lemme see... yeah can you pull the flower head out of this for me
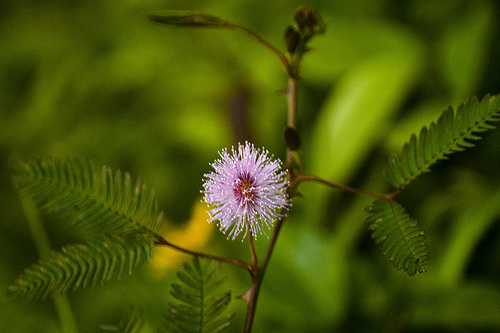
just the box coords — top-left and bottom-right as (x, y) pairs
(202, 142), (289, 240)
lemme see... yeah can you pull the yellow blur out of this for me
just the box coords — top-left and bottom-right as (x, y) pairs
(149, 200), (214, 278)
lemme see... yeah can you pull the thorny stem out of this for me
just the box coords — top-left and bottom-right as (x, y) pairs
(242, 209), (288, 332)
(241, 76), (299, 333)
(285, 79), (299, 177)
(286, 78), (298, 129)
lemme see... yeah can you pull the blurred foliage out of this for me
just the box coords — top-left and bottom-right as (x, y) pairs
(1, 0), (500, 332)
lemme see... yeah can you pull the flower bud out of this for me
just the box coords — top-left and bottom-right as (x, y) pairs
(293, 5), (325, 38)
(284, 26), (300, 54)
(284, 126), (300, 151)
(148, 10), (230, 27)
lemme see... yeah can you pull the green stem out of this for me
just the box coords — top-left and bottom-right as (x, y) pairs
(19, 196), (78, 333)
(248, 235), (258, 270)
(284, 78), (299, 176)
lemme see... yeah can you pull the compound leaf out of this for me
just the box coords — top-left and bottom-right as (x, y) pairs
(365, 199), (430, 276)
(385, 94), (500, 189)
(12, 157), (163, 236)
(7, 232), (154, 301)
(160, 257), (234, 333)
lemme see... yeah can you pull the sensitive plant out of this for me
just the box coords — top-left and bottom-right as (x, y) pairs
(5, 4), (500, 332)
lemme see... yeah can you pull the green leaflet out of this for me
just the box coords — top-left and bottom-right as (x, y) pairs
(365, 199), (429, 276)
(99, 305), (146, 333)
(12, 157), (164, 235)
(160, 257), (234, 333)
(6, 233), (154, 301)
(385, 94), (500, 189)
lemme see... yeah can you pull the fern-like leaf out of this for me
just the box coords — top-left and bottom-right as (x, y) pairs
(99, 305), (145, 333)
(12, 157), (163, 235)
(385, 94), (500, 189)
(365, 199), (429, 276)
(160, 257), (234, 333)
(6, 232), (153, 301)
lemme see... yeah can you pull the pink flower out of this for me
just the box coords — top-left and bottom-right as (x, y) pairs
(202, 142), (289, 240)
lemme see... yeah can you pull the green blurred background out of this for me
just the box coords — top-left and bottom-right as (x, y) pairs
(2, 0), (500, 332)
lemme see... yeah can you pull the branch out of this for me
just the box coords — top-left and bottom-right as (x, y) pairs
(294, 174), (393, 200)
(148, 10), (292, 76)
(154, 234), (252, 272)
